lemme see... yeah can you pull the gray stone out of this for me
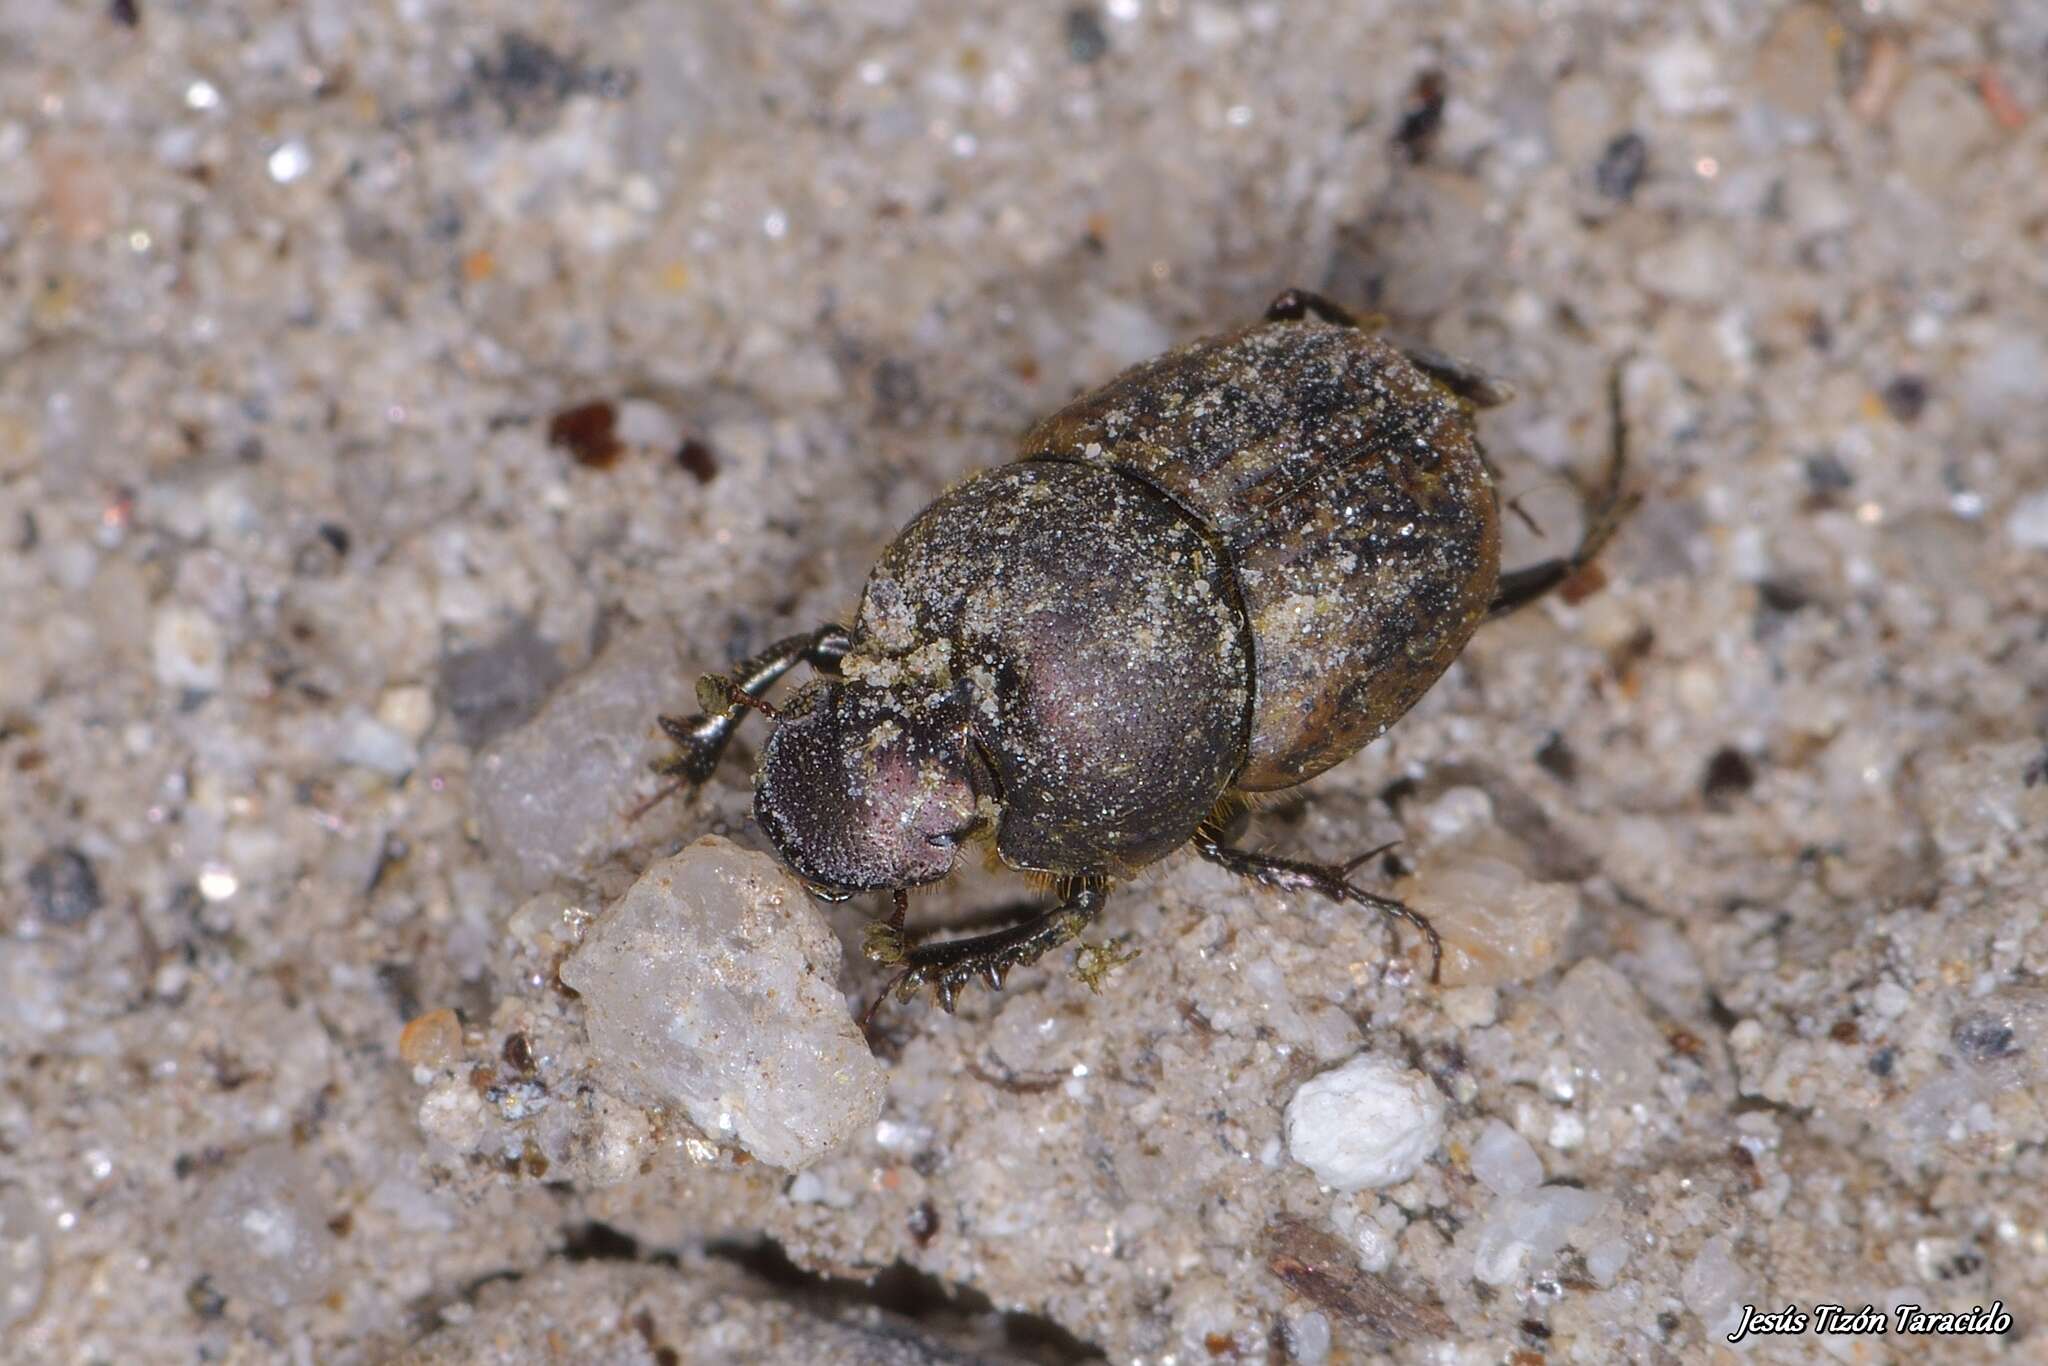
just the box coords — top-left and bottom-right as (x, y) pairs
(472, 625), (685, 895)
(560, 837), (884, 1170)
(0, 1185), (49, 1330)
(1469, 1186), (1608, 1287)
(1468, 1119), (1543, 1197)
(441, 618), (566, 748)
(189, 1145), (338, 1312)
(25, 847), (100, 925)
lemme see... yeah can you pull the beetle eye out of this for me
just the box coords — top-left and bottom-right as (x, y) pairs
(925, 815), (982, 849)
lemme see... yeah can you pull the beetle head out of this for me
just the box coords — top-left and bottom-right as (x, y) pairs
(754, 680), (983, 895)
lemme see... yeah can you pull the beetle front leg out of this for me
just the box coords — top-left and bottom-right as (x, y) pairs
(864, 875), (1113, 1024)
(1191, 828), (1442, 983)
(631, 623), (850, 819)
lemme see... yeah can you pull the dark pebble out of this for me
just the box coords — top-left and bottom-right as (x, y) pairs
(1064, 6), (1108, 63)
(548, 400), (623, 469)
(1595, 132), (1648, 202)
(675, 437), (719, 484)
(1952, 1011), (2020, 1064)
(1880, 374), (1928, 424)
(1700, 747), (1757, 808)
(440, 618), (565, 747)
(28, 846), (103, 924)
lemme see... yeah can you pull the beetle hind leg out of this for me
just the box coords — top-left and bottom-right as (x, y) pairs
(1486, 361), (1640, 620)
(1191, 828), (1442, 983)
(862, 876), (1114, 1026)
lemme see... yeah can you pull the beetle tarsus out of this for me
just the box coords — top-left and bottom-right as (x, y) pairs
(1191, 829), (1443, 983)
(862, 876), (1111, 1023)
(625, 775), (691, 824)
(862, 969), (914, 1031)
(863, 920), (908, 966)
(635, 624), (851, 820)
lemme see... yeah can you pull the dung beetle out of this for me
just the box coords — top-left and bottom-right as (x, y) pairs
(647, 290), (1632, 1018)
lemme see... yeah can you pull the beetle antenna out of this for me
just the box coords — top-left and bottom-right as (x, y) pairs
(862, 968), (912, 1032)
(625, 776), (689, 823)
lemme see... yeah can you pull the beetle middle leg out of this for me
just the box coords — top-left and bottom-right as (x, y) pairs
(1401, 342), (1517, 409)
(863, 875), (1113, 1023)
(1267, 287), (1515, 408)
(1486, 361), (1639, 621)
(630, 623), (851, 819)
(1190, 827), (1443, 982)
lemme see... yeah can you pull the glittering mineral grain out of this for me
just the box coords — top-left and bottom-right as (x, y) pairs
(1467, 1184), (1608, 1287)
(1468, 1118), (1544, 1196)
(559, 836), (883, 1170)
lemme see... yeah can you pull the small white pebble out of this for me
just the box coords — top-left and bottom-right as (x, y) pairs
(1682, 1235), (1749, 1335)
(1087, 297), (1170, 369)
(1286, 1310), (1332, 1364)
(376, 685), (436, 743)
(1547, 1113), (1585, 1150)
(1869, 980), (1913, 1020)
(1284, 1054), (1445, 1191)
(1471, 1185), (1608, 1286)
(1643, 37), (1725, 115)
(615, 399), (681, 451)
(1441, 985), (1499, 1029)
(1351, 1211), (1396, 1273)
(266, 140), (311, 184)
(153, 605), (226, 693)
(336, 710), (418, 778)
(197, 862), (238, 902)
(2006, 490), (2048, 551)
(1470, 1119), (1544, 1196)
(1419, 786), (1492, 841)
(1586, 1235), (1632, 1287)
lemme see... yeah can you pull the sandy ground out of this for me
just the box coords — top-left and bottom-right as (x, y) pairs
(3, 0), (2046, 1362)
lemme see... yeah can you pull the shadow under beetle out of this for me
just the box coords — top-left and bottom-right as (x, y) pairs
(648, 290), (1633, 1021)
